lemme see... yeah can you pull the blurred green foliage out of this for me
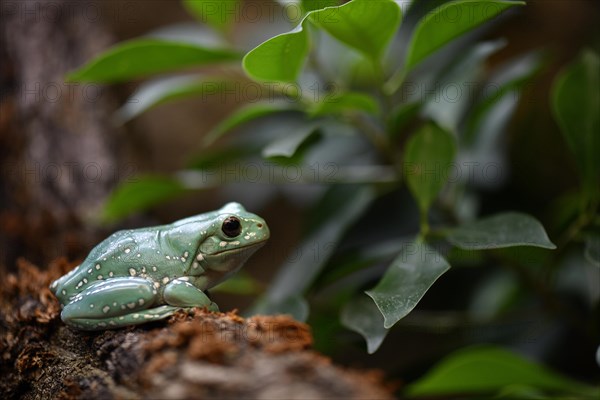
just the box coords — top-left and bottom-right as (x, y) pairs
(69, 0), (599, 397)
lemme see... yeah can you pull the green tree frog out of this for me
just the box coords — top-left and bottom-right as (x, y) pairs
(50, 202), (269, 331)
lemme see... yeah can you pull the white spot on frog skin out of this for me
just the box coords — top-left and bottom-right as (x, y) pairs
(103, 306), (110, 313)
(83, 278), (88, 284)
(196, 254), (204, 261)
(90, 304), (94, 308)
(166, 255), (171, 260)
(162, 277), (170, 284)
(127, 302), (136, 309)
(244, 235), (250, 240)
(125, 248), (131, 253)
(141, 267), (146, 274)
(144, 314), (154, 319)
(121, 305), (126, 310)
(109, 271), (114, 277)
(109, 321), (116, 326)
(180, 277), (190, 282)
(219, 241), (227, 247)
(184, 251), (189, 258)
(192, 262), (199, 269)
(103, 258), (107, 261)
(119, 316), (124, 320)
(180, 257), (186, 262)
(113, 302), (117, 307)
(137, 253), (141, 258)
(133, 314), (139, 319)
(231, 241), (240, 246)
(62, 290), (66, 295)
(98, 322), (107, 327)
(129, 268), (136, 276)
(138, 299), (145, 306)
(87, 268), (93, 274)
(95, 264), (101, 270)
(97, 275), (103, 280)
(153, 282), (160, 289)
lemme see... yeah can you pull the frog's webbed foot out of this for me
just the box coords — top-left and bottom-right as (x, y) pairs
(164, 278), (219, 312)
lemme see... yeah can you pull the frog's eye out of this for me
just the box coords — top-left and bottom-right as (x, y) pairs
(222, 216), (242, 238)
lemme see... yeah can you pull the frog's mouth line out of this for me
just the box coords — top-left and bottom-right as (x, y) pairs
(208, 238), (268, 256)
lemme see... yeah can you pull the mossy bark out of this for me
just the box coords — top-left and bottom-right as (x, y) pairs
(1, 259), (393, 399)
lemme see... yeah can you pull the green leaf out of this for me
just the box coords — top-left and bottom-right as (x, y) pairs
(405, 0), (525, 71)
(366, 240), (450, 328)
(308, 0), (401, 61)
(115, 75), (234, 122)
(309, 92), (380, 117)
(302, 0), (339, 12)
(387, 101), (421, 138)
(204, 101), (300, 144)
(446, 212), (557, 250)
(262, 123), (321, 159)
(406, 345), (593, 397)
(243, 0), (401, 83)
(242, 22), (310, 83)
(102, 176), (186, 222)
(585, 234), (600, 268)
(182, 0), (239, 33)
(404, 123), (456, 215)
(340, 295), (389, 354)
(552, 50), (600, 198)
(68, 39), (240, 83)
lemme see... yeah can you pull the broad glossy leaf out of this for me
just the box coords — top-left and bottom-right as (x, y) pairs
(341, 295), (389, 354)
(204, 101), (300, 144)
(102, 176), (186, 222)
(404, 123), (456, 214)
(262, 123), (320, 159)
(115, 75), (233, 122)
(244, 0), (401, 83)
(366, 240), (450, 328)
(405, 0), (525, 71)
(552, 50), (600, 196)
(68, 39), (240, 83)
(309, 92), (380, 117)
(308, 0), (401, 61)
(447, 212), (557, 250)
(302, 0), (340, 12)
(406, 345), (593, 397)
(242, 22), (310, 83)
(182, 0), (239, 32)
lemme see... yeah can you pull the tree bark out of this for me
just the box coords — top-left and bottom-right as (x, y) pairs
(0, 259), (393, 399)
(1, 0), (123, 268)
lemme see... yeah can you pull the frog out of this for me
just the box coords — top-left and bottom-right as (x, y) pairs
(50, 202), (269, 331)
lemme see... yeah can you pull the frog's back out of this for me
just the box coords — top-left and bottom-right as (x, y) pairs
(50, 229), (156, 302)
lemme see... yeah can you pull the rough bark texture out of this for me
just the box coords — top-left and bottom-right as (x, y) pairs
(1, 0), (122, 268)
(0, 259), (393, 399)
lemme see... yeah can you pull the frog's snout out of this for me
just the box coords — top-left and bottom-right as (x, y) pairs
(254, 220), (270, 241)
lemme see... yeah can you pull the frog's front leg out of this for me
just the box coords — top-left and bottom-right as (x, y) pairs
(61, 277), (179, 331)
(164, 278), (219, 312)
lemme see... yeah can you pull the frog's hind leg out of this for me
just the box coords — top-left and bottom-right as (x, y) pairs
(69, 305), (182, 330)
(61, 277), (160, 330)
